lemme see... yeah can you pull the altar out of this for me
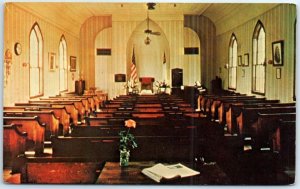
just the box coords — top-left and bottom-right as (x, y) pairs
(139, 77), (155, 93)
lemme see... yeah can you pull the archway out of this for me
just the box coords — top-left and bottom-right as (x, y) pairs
(94, 27), (112, 93)
(183, 27), (201, 86)
(127, 18), (170, 92)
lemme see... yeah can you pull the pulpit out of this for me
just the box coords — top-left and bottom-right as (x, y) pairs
(139, 77), (155, 92)
(75, 80), (85, 95)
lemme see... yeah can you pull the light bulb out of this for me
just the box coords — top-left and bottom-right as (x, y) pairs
(144, 36), (151, 45)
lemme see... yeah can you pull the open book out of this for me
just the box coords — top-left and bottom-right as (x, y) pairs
(142, 163), (200, 183)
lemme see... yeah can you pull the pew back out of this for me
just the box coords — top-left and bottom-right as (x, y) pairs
(4, 116), (46, 155)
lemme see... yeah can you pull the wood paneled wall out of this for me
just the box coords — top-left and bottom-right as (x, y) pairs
(95, 27), (112, 94)
(3, 3), (79, 106)
(215, 4), (296, 102)
(183, 27), (201, 86)
(79, 16), (112, 90)
(184, 15), (217, 90)
(80, 14), (185, 99)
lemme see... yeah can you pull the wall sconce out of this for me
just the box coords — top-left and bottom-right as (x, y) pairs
(22, 62), (28, 67)
(268, 60), (273, 65)
(224, 63), (229, 69)
(4, 49), (12, 85)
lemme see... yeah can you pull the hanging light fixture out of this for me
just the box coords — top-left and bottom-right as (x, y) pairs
(143, 3), (160, 45)
(144, 35), (151, 45)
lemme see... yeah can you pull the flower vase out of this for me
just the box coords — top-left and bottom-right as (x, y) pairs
(120, 149), (130, 167)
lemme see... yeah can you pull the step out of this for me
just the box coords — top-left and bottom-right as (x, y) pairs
(44, 141), (52, 148)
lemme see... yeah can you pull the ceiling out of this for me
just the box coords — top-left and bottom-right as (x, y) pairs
(13, 2), (279, 37)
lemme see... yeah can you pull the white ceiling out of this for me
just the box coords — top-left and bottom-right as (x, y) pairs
(13, 2), (279, 37)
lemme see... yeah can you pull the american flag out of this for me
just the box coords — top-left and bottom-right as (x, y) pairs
(130, 48), (137, 81)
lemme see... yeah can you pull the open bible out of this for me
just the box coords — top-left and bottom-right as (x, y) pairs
(141, 163), (200, 183)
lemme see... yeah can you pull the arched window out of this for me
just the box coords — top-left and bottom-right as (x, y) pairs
(29, 23), (43, 97)
(59, 36), (67, 92)
(252, 21), (266, 94)
(228, 34), (237, 90)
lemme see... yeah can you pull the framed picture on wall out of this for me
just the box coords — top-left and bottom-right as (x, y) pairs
(70, 56), (76, 72)
(238, 55), (242, 66)
(272, 40), (284, 66)
(244, 53), (249, 67)
(48, 52), (56, 71)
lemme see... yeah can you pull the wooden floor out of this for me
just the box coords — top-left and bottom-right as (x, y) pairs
(3, 169), (21, 184)
(3, 147), (53, 184)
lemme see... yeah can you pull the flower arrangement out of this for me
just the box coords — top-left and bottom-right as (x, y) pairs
(155, 81), (170, 94)
(119, 119), (138, 166)
(124, 79), (138, 92)
(156, 81), (170, 88)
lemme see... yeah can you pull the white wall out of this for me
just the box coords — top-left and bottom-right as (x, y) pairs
(183, 27), (201, 86)
(215, 4), (296, 102)
(81, 14), (185, 99)
(95, 27), (112, 94)
(3, 3), (79, 106)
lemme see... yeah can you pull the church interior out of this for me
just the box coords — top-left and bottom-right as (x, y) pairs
(2, 1), (297, 185)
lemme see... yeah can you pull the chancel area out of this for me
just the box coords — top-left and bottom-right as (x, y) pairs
(2, 2), (296, 185)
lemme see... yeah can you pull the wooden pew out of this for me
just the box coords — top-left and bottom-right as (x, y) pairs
(4, 110), (60, 140)
(16, 102), (78, 126)
(253, 112), (296, 150)
(203, 94), (248, 115)
(228, 114), (296, 184)
(82, 116), (223, 139)
(94, 112), (114, 118)
(60, 94), (99, 111)
(274, 120), (296, 169)
(4, 116), (46, 155)
(4, 106), (70, 136)
(42, 96), (91, 114)
(116, 107), (134, 111)
(236, 107), (296, 136)
(3, 124), (27, 167)
(132, 112), (165, 118)
(217, 99), (280, 124)
(225, 103), (295, 135)
(85, 117), (128, 126)
(200, 94), (246, 112)
(199, 94), (215, 112)
(134, 107), (162, 112)
(19, 156), (103, 184)
(58, 93), (102, 111)
(98, 107), (118, 112)
(210, 96), (262, 120)
(51, 136), (203, 162)
(30, 100), (84, 123)
(86, 116), (169, 127)
(71, 124), (208, 138)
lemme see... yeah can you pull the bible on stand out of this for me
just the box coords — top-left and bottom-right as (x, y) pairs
(141, 163), (200, 183)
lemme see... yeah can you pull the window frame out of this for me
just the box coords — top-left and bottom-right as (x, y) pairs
(228, 33), (238, 90)
(59, 35), (68, 93)
(251, 20), (266, 95)
(29, 22), (44, 98)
